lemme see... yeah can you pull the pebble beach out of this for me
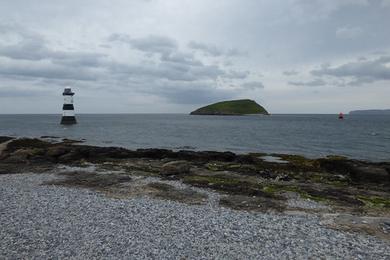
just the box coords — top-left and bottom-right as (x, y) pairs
(1, 172), (389, 259)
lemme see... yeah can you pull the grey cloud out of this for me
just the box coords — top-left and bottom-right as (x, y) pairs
(0, 25), (107, 68)
(288, 0), (369, 22)
(0, 87), (54, 97)
(108, 58), (225, 83)
(188, 41), (243, 57)
(106, 35), (247, 84)
(109, 34), (178, 56)
(0, 26), (230, 89)
(0, 41), (106, 67)
(241, 81), (265, 90)
(371, 50), (387, 55)
(311, 56), (390, 84)
(161, 88), (234, 105)
(0, 22), (282, 106)
(225, 70), (250, 79)
(188, 41), (223, 56)
(0, 29), (104, 82)
(283, 70), (299, 76)
(289, 79), (327, 87)
(0, 61), (100, 81)
(51, 52), (107, 68)
(382, 0), (390, 7)
(336, 26), (363, 39)
(142, 81), (236, 104)
(160, 52), (202, 66)
(0, 82), (53, 98)
(0, 40), (47, 61)
(0, 25), (47, 61)
(107, 33), (233, 83)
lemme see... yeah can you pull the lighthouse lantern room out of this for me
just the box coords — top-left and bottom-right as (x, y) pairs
(60, 87), (77, 124)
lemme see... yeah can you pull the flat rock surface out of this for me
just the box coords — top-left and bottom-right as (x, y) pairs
(1, 173), (389, 259)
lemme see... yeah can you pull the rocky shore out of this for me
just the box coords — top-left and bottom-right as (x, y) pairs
(1, 136), (389, 258)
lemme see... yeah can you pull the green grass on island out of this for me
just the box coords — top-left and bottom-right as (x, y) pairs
(190, 99), (269, 115)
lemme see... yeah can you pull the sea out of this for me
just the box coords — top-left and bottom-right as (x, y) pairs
(0, 114), (389, 162)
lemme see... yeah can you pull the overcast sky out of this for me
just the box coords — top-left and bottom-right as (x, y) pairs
(0, 0), (389, 114)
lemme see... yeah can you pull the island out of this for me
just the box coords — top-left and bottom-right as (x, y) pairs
(349, 109), (390, 115)
(190, 99), (269, 115)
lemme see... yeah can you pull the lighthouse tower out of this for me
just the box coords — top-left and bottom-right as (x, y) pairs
(60, 87), (77, 125)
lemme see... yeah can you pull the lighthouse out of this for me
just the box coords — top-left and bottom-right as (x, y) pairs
(60, 87), (77, 125)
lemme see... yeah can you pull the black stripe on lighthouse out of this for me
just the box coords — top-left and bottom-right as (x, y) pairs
(62, 104), (74, 110)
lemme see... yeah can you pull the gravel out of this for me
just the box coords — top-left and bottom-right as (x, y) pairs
(1, 173), (389, 259)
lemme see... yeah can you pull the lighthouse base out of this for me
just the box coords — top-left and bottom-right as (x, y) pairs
(61, 116), (77, 125)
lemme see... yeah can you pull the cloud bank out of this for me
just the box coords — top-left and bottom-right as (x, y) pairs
(0, 0), (389, 113)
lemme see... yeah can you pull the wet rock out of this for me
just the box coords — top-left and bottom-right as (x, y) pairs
(0, 136), (14, 144)
(45, 171), (132, 188)
(275, 174), (291, 182)
(317, 158), (353, 175)
(46, 146), (71, 158)
(61, 138), (85, 144)
(304, 187), (365, 207)
(57, 151), (82, 163)
(5, 138), (51, 153)
(350, 165), (389, 184)
(3, 149), (33, 163)
(318, 158), (390, 184)
(201, 151), (236, 162)
(136, 149), (174, 159)
(93, 146), (138, 159)
(160, 161), (191, 176)
(176, 150), (237, 162)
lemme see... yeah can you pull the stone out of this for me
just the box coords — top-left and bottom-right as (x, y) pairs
(350, 166), (389, 183)
(160, 160), (191, 176)
(57, 151), (82, 163)
(0, 136), (14, 144)
(46, 146), (71, 158)
(3, 149), (34, 163)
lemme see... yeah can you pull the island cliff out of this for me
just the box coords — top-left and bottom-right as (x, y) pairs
(190, 99), (269, 115)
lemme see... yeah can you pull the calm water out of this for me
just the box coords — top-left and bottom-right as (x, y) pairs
(0, 114), (389, 161)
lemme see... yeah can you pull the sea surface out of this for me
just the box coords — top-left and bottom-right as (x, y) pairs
(0, 114), (389, 161)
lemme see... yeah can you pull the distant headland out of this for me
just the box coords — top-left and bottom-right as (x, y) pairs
(190, 99), (269, 116)
(349, 109), (390, 115)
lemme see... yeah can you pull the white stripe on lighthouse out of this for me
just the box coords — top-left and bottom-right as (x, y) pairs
(64, 96), (73, 104)
(63, 110), (75, 117)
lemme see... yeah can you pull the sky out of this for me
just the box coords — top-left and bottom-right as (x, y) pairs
(0, 0), (389, 114)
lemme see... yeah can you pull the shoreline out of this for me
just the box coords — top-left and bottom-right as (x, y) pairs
(2, 134), (389, 162)
(0, 136), (389, 241)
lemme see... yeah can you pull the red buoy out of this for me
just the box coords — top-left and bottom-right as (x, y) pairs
(338, 112), (344, 119)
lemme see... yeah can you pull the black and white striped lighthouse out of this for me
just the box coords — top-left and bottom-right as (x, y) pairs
(60, 87), (77, 125)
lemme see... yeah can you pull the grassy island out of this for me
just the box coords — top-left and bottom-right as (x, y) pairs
(190, 99), (269, 115)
